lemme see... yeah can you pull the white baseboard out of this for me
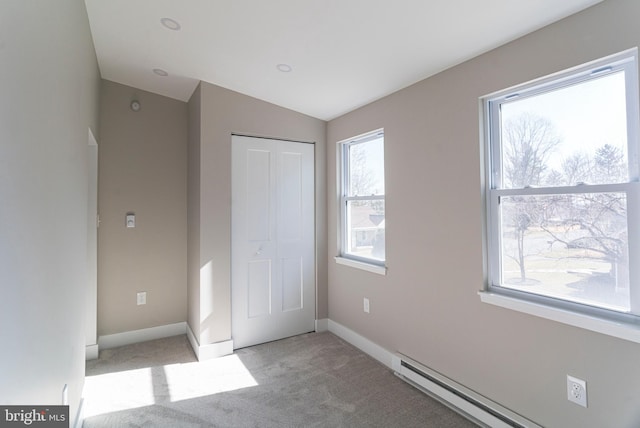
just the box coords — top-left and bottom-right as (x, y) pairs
(315, 318), (329, 332)
(186, 323), (234, 361)
(98, 322), (187, 350)
(327, 319), (394, 369)
(186, 323), (199, 357)
(85, 344), (99, 361)
(326, 320), (533, 427)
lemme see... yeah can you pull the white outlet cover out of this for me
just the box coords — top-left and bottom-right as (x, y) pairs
(567, 375), (587, 407)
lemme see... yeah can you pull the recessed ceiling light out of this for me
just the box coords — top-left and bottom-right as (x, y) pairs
(153, 68), (169, 77)
(160, 17), (181, 31)
(276, 64), (293, 73)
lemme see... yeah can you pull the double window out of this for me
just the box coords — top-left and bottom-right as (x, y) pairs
(338, 130), (385, 270)
(483, 50), (640, 326)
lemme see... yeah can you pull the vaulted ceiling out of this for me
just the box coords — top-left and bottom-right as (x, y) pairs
(85, 0), (602, 120)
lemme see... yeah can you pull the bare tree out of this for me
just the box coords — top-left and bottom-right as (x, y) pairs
(508, 200), (534, 282)
(502, 114), (560, 282)
(349, 145), (376, 196)
(503, 113), (561, 188)
(349, 144), (384, 214)
(561, 152), (591, 185)
(594, 143), (626, 184)
(502, 112), (629, 289)
(539, 144), (628, 286)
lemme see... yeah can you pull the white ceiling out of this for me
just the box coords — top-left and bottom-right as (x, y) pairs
(85, 0), (602, 121)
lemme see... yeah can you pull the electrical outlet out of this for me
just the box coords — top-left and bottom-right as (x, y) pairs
(363, 298), (370, 313)
(567, 375), (587, 407)
(137, 291), (147, 305)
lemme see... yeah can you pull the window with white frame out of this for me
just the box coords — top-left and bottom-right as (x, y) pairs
(483, 49), (640, 324)
(339, 130), (385, 267)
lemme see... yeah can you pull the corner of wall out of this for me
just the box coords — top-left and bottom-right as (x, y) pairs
(187, 81), (203, 342)
(186, 322), (233, 361)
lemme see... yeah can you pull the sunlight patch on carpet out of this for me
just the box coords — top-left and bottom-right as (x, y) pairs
(83, 367), (155, 417)
(165, 354), (259, 402)
(83, 354), (258, 417)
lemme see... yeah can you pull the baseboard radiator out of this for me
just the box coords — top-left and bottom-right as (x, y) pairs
(392, 353), (541, 428)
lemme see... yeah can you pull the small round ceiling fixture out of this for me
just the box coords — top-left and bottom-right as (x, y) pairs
(153, 68), (169, 77)
(130, 100), (141, 112)
(160, 17), (181, 31)
(276, 63), (292, 73)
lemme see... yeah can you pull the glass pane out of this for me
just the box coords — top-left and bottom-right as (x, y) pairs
(499, 193), (630, 312)
(348, 136), (384, 196)
(345, 199), (385, 261)
(500, 71), (629, 188)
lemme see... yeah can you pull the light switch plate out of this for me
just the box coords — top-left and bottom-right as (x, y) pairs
(137, 291), (146, 305)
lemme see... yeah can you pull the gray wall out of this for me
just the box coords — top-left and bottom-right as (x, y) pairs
(188, 82), (327, 347)
(98, 80), (187, 336)
(327, 0), (640, 426)
(0, 0), (100, 425)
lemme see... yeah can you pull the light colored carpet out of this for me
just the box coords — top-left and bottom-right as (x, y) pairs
(84, 332), (478, 427)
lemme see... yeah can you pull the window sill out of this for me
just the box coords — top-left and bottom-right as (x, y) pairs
(335, 257), (387, 275)
(479, 291), (640, 344)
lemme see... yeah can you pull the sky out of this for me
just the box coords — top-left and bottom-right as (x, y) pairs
(501, 70), (629, 174)
(351, 136), (384, 195)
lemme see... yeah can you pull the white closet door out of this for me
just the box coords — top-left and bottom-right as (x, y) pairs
(231, 135), (315, 349)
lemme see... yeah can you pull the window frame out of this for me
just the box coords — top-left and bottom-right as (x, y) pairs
(336, 129), (386, 273)
(481, 49), (640, 338)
